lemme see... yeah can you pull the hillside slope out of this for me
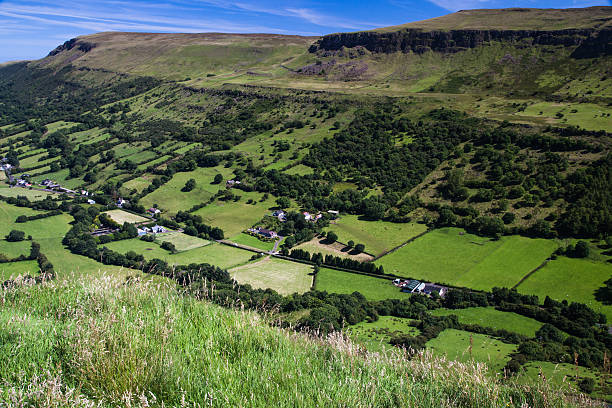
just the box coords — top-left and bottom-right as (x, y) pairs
(379, 7), (612, 31)
(0, 274), (596, 407)
(35, 32), (316, 81)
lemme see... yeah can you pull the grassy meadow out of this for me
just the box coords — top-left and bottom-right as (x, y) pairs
(140, 165), (234, 214)
(347, 316), (420, 353)
(194, 193), (274, 237)
(229, 233), (276, 252)
(426, 329), (517, 373)
(230, 256), (313, 294)
(315, 267), (405, 300)
(155, 231), (211, 251)
(0, 260), (39, 280)
(0, 273), (581, 407)
(431, 307), (544, 337)
(376, 228), (557, 290)
(517, 255), (612, 321)
(100, 238), (253, 269)
(0, 186), (56, 201)
(0, 239), (32, 258)
(325, 215), (428, 256)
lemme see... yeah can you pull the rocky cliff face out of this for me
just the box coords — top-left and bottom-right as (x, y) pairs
(48, 38), (96, 56)
(310, 28), (612, 57)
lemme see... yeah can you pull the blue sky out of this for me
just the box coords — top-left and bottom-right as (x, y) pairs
(0, 0), (609, 62)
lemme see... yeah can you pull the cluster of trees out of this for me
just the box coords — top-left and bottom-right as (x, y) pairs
(6, 230), (26, 242)
(304, 107), (477, 195)
(432, 124), (611, 238)
(0, 194), (63, 212)
(174, 211), (224, 240)
(555, 240), (590, 258)
(1, 241), (55, 286)
(182, 178), (196, 192)
(0, 63), (150, 125)
(285, 248), (385, 275)
(15, 209), (62, 223)
(96, 222), (139, 244)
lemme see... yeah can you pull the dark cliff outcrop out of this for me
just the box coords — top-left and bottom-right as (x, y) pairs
(48, 38), (96, 56)
(310, 28), (612, 57)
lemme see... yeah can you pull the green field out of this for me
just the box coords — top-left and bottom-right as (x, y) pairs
(325, 216), (428, 256)
(0, 260), (39, 280)
(155, 231), (211, 251)
(376, 228), (558, 290)
(520, 361), (611, 400)
(31, 168), (84, 190)
(194, 192), (274, 237)
(315, 267), (405, 300)
(0, 202), (137, 279)
(0, 186), (56, 201)
(431, 307), (543, 337)
(347, 316), (420, 353)
(517, 101), (612, 132)
(0, 239), (32, 258)
(295, 238), (371, 261)
(140, 166), (234, 213)
(229, 233), (276, 252)
(517, 256), (612, 322)
(230, 257), (313, 294)
(103, 209), (149, 224)
(100, 238), (252, 269)
(426, 329), (517, 373)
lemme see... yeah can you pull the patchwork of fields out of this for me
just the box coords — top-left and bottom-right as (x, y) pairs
(375, 228), (558, 291)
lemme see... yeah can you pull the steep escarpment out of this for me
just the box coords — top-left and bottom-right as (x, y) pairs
(310, 7), (612, 56)
(310, 28), (611, 56)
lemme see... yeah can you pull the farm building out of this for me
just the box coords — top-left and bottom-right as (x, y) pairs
(272, 210), (287, 221)
(254, 227), (278, 239)
(148, 208), (161, 215)
(400, 280), (426, 293)
(116, 198), (128, 208)
(422, 284), (447, 297)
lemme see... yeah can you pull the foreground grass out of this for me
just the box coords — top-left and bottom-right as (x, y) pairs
(0, 275), (598, 407)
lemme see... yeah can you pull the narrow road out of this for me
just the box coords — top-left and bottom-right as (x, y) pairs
(270, 236), (284, 254)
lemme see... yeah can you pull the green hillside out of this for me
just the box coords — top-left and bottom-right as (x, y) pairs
(0, 274), (587, 407)
(377, 7), (612, 31)
(0, 6), (611, 405)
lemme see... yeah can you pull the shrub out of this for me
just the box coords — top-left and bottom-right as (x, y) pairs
(15, 215), (28, 223)
(326, 231), (338, 244)
(579, 378), (595, 393)
(6, 230), (26, 242)
(160, 241), (177, 253)
(182, 178), (196, 192)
